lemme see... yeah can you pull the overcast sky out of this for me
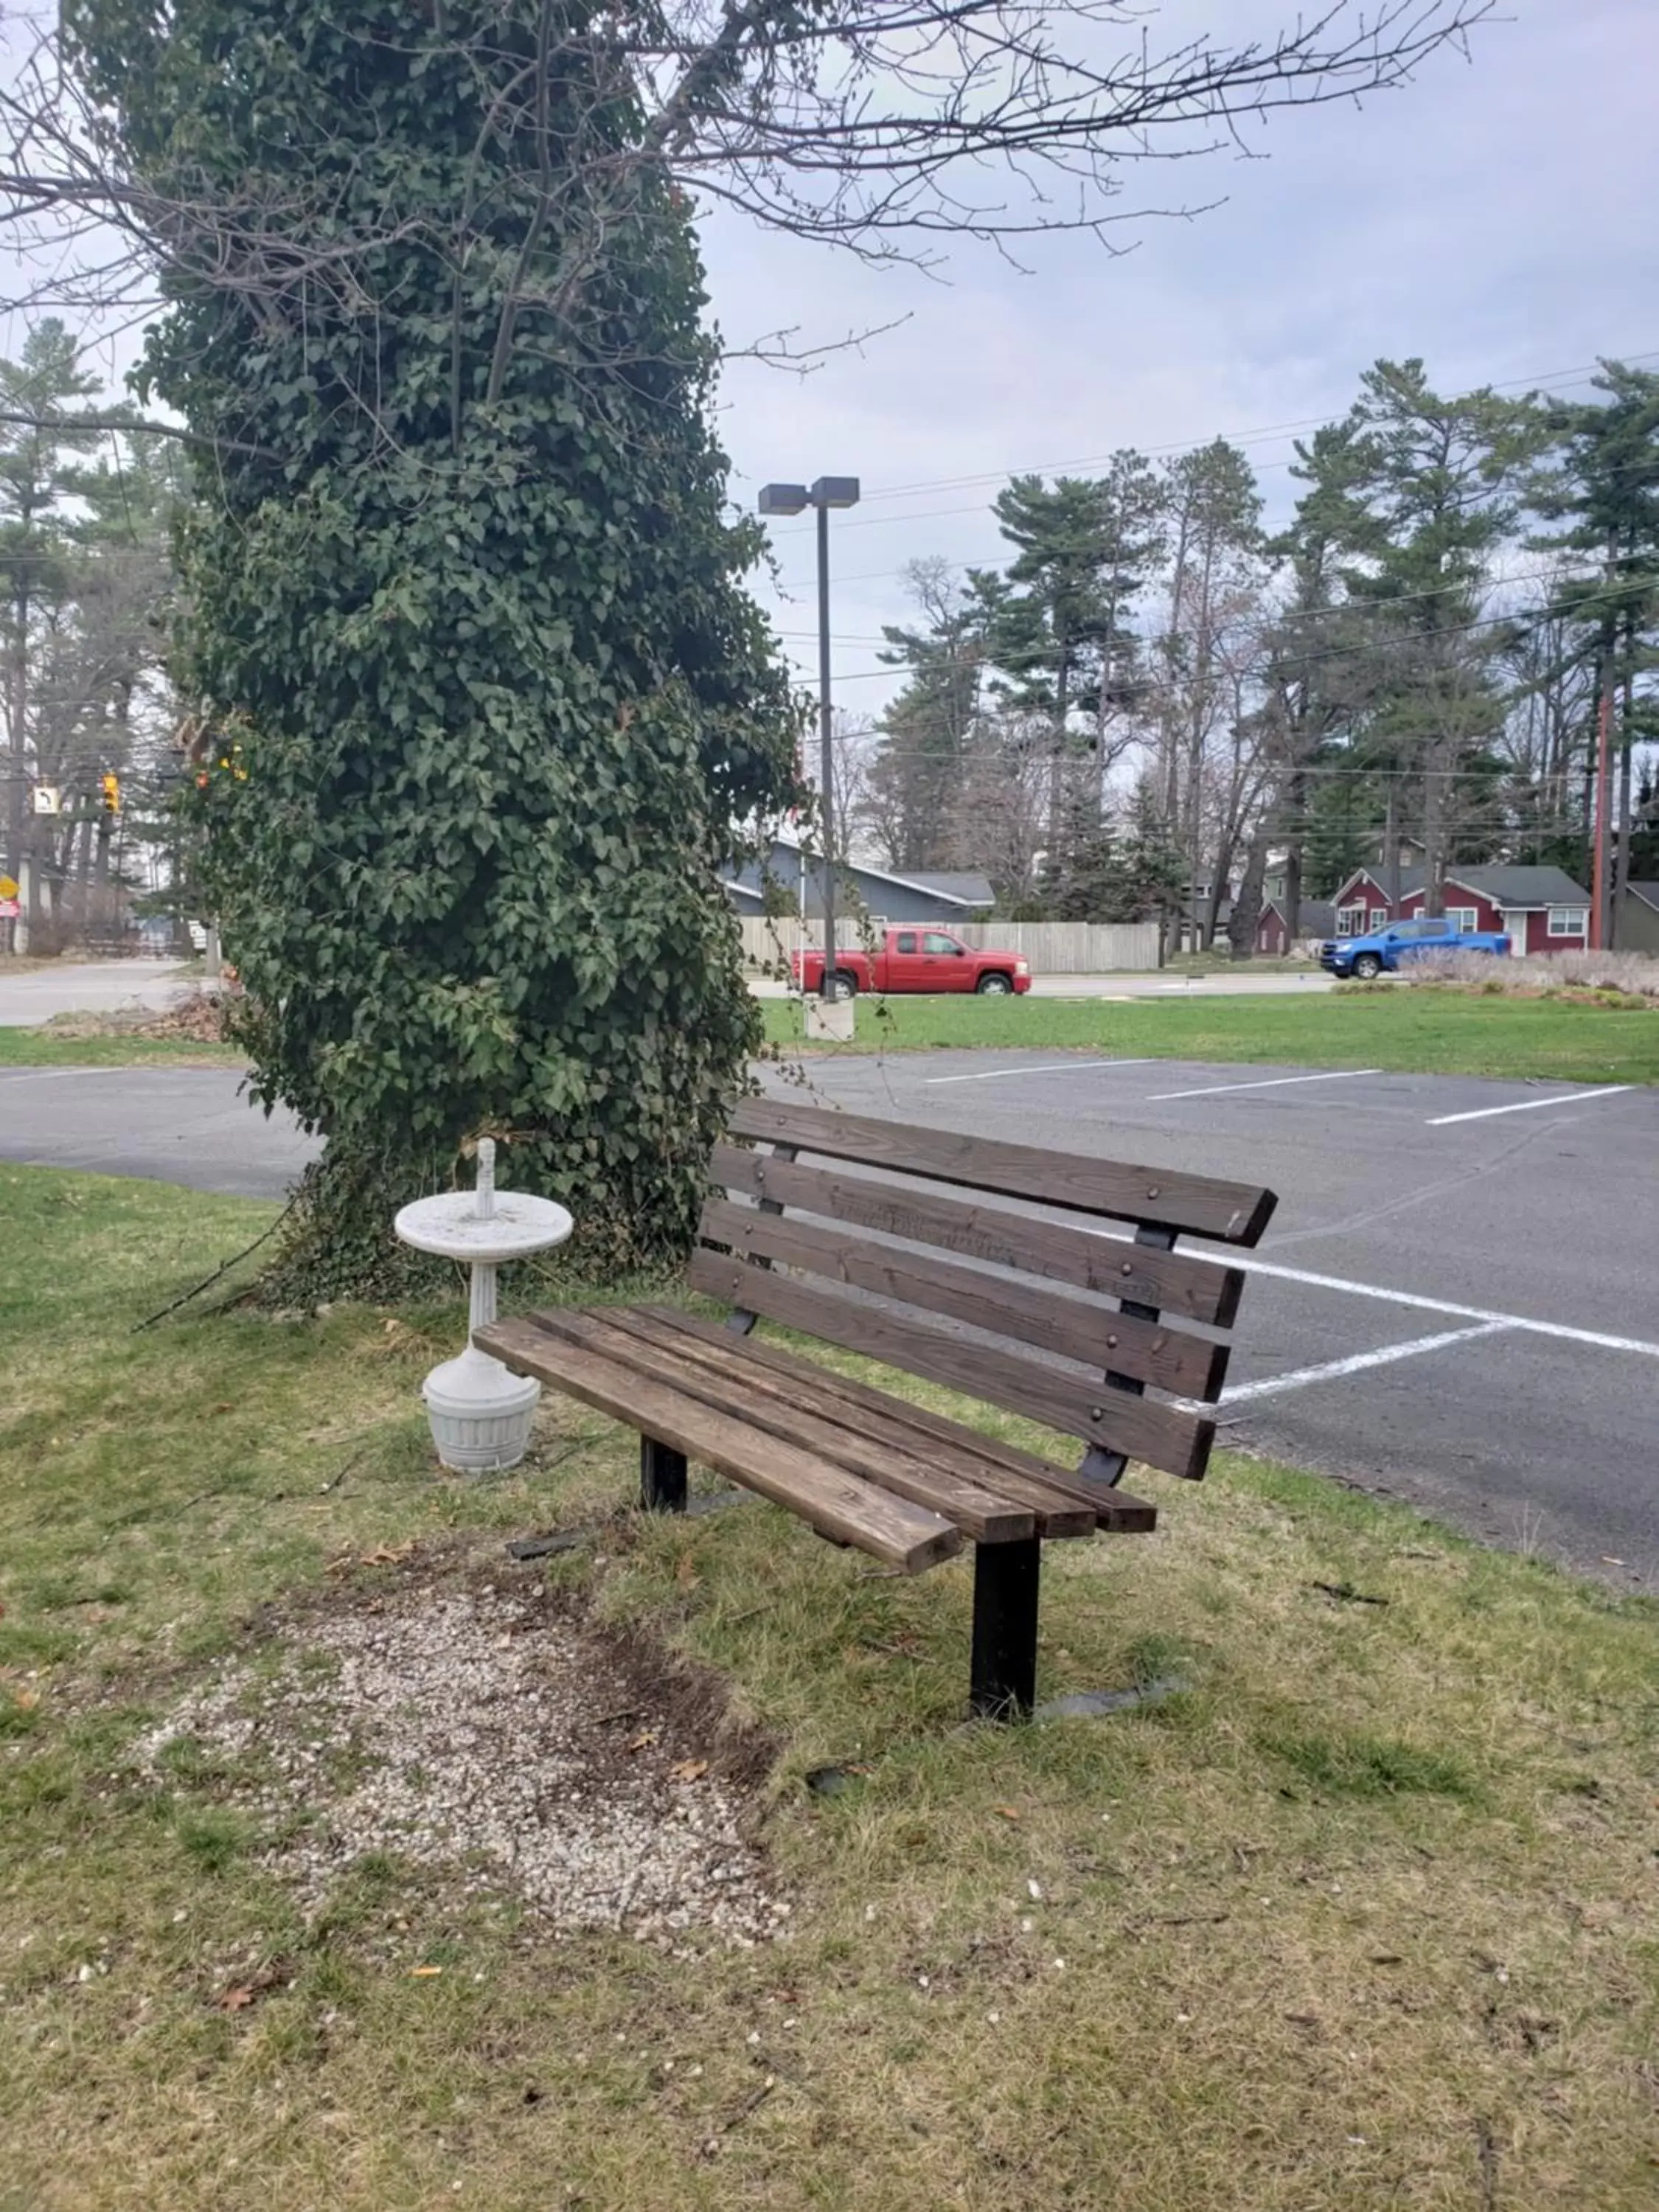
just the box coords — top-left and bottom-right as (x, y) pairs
(703, 0), (1659, 713)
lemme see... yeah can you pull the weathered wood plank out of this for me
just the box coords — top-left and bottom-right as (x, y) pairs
(477, 1318), (961, 1573)
(640, 1307), (1158, 1533)
(524, 1309), (1039, 1543)
(685, 1251), (1216, 1482)
(727, 1098), (1277, 1245)
(617, 1308), (1107, 1537)
(710, 1144), (1245, 1326)
(698, 1195), (1229, 1402)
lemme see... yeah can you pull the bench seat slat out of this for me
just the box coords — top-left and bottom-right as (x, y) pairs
(634, 1307), (1158, 1534)
(728, 1098), (1276, 1246)
(710, 1144), (1245, 1327)
(478, 1318), (961, 1573)
(699, 1195), (1229, 1402)
(524, 1309), (1045, 1543)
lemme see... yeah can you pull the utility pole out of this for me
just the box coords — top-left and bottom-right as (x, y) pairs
(1590, 652), (1613, 951)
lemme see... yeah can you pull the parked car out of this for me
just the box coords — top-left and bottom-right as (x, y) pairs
(1320, 914), (1511, 980)
(792, 927), (1031, 998)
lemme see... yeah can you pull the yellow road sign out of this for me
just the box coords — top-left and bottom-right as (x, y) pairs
(0, 874), (17, 900)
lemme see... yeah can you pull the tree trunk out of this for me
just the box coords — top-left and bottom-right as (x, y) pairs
(1046, 649), (1071, 876)
(1284, 838), (1304, 941)
(1422, 738), (1447, 919)
(1228, 834), (1267, 960)
(1611, 653), (1635, 946)
(1207, 821), (1238, 946)
(1382, 779), (1401, 914)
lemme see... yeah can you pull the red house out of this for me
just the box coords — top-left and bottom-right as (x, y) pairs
(1255, 899), (1335, 956)
(1329, 864), (1592, 956)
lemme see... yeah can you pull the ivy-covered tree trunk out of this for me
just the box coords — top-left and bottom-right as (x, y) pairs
(66, 1), (799, 1298)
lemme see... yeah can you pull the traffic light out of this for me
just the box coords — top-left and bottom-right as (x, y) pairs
(101, 772), (121, 815)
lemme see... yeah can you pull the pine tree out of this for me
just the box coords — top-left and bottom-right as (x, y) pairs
(1153, 439), (1265, 949)
(975, 461), (1166, 902)
(869, 559), (986, 869)
(1318, 361), (1540, 915)
(0, 319), (104, 933)
(1532, 363), (1659, 939)
(1111, 778), (1187, 925)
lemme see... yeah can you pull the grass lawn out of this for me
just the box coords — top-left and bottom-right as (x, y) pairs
(4, 990), (1655, 1088)
(762, 988), (1659, 1085)
(0, 1026), (243, 1068)
(3, 1167), (1656, 2209)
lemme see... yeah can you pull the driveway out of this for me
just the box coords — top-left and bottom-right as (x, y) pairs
(0, 959), (194, 1026)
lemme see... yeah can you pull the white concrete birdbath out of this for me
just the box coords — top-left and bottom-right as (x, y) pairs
(393, 1140), (573, 1473)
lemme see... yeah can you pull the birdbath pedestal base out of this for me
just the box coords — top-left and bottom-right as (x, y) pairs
(393, 1143), (572, 1474)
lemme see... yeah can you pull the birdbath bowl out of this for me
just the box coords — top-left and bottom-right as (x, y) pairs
(393, 1141), (572, 1474)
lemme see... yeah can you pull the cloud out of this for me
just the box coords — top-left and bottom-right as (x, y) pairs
(703, 0), (1659, 700)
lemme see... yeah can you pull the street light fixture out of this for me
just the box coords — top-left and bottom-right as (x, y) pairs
(758, 473), (860, 1005)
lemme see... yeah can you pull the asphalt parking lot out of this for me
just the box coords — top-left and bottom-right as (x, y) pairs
(780, 1050), (1658, 1585)
(3, 1051), (1655, 1584)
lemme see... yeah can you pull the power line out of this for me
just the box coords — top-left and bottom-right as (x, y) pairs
(808, 574), (1621, 689)
(768, 549), (1649, 654)
(757, 346), (1659, 560)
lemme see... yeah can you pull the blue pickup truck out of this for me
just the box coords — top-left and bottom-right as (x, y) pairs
(1321, 914), (1512, 980)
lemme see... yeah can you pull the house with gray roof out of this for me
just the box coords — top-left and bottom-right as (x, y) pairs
(722, 830), (995, 925)
(1618, 881), (1659, 954)
(1330, 862), (1591, 955)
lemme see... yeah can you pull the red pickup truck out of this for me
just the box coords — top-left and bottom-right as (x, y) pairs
(792, 927), (1032, 998)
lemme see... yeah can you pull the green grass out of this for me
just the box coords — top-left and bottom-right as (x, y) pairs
(0, 1026), (243, 1067)
(5, 987), (1655, 1088)
(762, 987), (1659, 1084)
(2, 1167), (1657, 2210)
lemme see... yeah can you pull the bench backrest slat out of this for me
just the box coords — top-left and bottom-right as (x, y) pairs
(701, 1097), (1276, 1486)
(709, 1144), (1244, 1327)
(687, 1245), (1215, 1481)
(727, 1098), (1276, 1246)
(700, 1195), (1228, 1403)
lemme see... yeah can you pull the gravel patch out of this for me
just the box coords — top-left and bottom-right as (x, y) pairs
(137, 1564), (785, 1950)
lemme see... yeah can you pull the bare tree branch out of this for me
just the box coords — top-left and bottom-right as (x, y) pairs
(0, 2), (1494, 462)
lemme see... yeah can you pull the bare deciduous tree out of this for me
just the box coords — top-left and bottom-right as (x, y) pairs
(0, 2), (1493, 448)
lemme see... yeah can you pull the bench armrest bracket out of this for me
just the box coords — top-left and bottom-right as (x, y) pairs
(1079, 1223), (1178, 1490)
(726, 1141), (798, 1337)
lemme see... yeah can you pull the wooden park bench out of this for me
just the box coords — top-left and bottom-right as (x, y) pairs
(476, 1098), (1277, 1719)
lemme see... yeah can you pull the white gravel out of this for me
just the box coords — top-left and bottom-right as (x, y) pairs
(138, 1579), (784, 1949)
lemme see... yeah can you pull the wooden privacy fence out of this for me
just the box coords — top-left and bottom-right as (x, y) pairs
(737, 917), (1161, 974)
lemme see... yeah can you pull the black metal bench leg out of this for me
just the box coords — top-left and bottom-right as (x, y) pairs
(640, 1436), (688, 1513)
(970, 1538), (1041, 1719)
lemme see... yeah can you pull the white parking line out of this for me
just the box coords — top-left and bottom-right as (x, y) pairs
(1146, 1068), (1382, 1102)
(0, 1066), (135, 1085)
(1427, 1085), (1632, 1127)
(1217, 1251), (1659, 1360)
(924, 1059), (1156, 1086)
(1080, 1222), (1659, 1360)
(1216, 1321), (1513, 1407)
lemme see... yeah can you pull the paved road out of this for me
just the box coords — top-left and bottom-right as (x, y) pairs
(2, 1053), (1655, 1585)
(0, 959), (193, 1026)
(2, 959), (1328, 1020)
(0, 1062), (315, 1196)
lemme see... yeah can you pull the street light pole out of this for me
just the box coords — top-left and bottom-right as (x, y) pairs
(758, 475), (860, 1000)
(815, 494), (836, 995)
